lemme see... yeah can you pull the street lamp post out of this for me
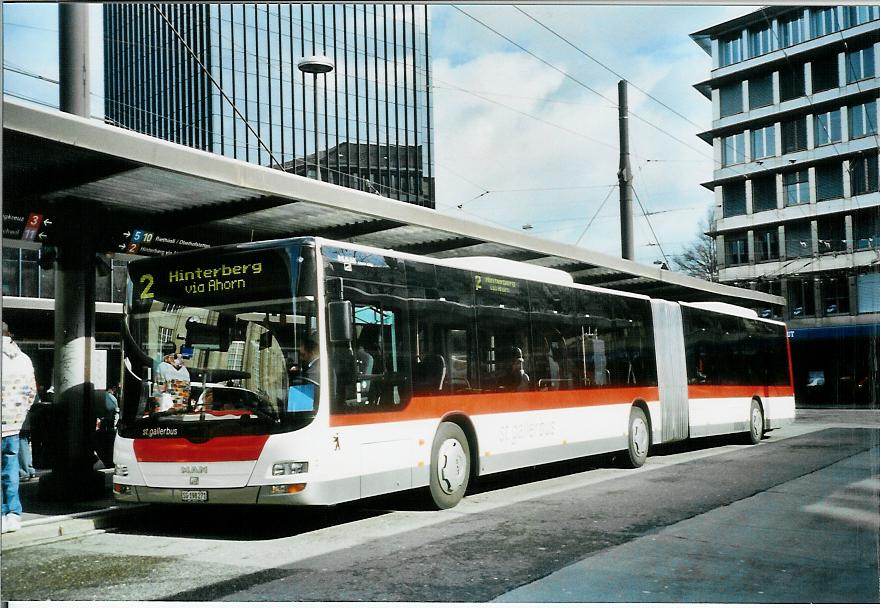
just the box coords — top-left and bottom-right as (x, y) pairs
(298, 55), (334, 182)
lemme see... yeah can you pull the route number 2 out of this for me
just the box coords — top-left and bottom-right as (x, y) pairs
(139, 274), (155, 300)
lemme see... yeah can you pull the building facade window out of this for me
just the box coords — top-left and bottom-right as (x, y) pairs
(719, 33), (743, 67)
(814, 109), (842, 146)
(749, 72), (774, 109)
(785, 221), (813, 258)
(755, 227), (780, 262)
(817, 215), (847, 254)
(849, 99), (878, 138)
(787, 278), (816, 317)
(751, 124), (776, 159)
(851, 151), (879, 195)
(748, 25), (774, 57)
(752, 175), (778, 211)
(857, 273), (880, 314)
(719, 81), (743, 117)
(780, 62), (806, 101)
(779, 11), (807, 47)
(845, 5), (880, 28)
(821, 274), (850, 315)
(722, 181), (747, 217)
(783, 169), (810, 205)
(104, 4), (437, 208)
(853, 207), (880, 249)
(159, 327), (174, 346)
(781, 116), (807, 153)
(725, 232), (749, 265)
(811, 7), (843, 38)
(721, 132), (745, 165)
(846, 46), (876, 83)
(812, 54), (840, 92)
(816, 162), (844, 201)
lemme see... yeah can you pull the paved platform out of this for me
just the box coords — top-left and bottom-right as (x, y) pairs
(2, 469), (142, 551)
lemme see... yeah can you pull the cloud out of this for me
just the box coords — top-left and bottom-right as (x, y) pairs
(431, 4), (754, 265)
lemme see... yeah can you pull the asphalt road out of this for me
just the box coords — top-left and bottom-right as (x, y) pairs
(1, 418), (878, 602)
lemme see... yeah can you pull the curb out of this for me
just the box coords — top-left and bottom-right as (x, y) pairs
(2, 505), (146, 551)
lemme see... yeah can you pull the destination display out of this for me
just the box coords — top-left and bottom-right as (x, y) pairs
(131, 245), (296, 307)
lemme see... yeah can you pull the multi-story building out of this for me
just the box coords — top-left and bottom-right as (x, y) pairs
(692, 6), (880, 406)
(103, 3), (435, 207)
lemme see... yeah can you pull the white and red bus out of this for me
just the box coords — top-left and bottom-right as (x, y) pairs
(114, 237), (795, 508)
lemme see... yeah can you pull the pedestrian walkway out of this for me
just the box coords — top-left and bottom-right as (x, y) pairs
(493, 445), (880, 603)
(2, 469), (141, 551)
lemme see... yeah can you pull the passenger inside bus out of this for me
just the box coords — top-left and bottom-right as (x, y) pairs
(496, 346), (530, 392)
(297, 335), (320, 384)
(152, 347), (191, 413)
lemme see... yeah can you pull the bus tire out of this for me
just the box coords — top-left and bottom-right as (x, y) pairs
(624, 407), (650, 468)
(747, 399), (764, 445)
(428, 422), (470, 509)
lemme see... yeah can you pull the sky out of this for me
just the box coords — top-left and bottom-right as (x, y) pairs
(2, 3), (755, 267)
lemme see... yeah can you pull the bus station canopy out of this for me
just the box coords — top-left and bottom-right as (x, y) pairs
(3, 100), (783, 308)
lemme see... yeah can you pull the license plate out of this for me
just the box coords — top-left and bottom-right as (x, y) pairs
(180, 490), (208, 502)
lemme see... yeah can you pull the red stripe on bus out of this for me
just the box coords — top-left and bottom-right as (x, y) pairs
(329, 386), (660, 427)
(133, 435), (269, 462)
(687, 385), (794, 399)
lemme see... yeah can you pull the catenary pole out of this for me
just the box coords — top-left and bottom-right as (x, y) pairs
(618, 80), (635, 261)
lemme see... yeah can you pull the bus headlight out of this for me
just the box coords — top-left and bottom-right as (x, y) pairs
(270, 483), (306, 495)
(272, 461), (309, 476)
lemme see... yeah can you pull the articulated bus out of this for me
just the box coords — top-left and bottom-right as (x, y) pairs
(115, 237), (795, 509)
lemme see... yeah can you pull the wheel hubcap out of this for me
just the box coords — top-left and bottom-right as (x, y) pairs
(631, 418), (648, 457)
(437, 438), (467, 495)
(752, 407), (763, 436)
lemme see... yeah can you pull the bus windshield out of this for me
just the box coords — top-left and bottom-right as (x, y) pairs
(120, 242), (320, 439)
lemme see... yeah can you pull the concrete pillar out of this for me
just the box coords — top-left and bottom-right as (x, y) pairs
(59, 3), (90, 117)
(40, 6), (105, 501)
(40, 204), (105, 500)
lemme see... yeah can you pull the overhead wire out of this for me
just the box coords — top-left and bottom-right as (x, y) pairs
(512, 5), (705, 131)
(574, 184), (618, 246)
(452, 5), (715, 165)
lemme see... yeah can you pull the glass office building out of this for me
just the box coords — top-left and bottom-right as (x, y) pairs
(104, 3), (435, 207)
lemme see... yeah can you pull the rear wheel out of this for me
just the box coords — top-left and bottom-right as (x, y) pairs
(624, 407), (650, 468)
(747, 399), (764, 445)
(428, 422), (470, 509)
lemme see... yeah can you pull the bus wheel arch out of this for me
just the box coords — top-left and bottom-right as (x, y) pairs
(747, 397), (765, 445)
(439, 413), (479, 482)
(427, 416), (476, 509)
(624, 401), (651, 468)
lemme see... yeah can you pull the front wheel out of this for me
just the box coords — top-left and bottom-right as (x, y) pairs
(747, 399), (764, 445)
(624, 407), (650, 468)
(428, 422), (471, 509)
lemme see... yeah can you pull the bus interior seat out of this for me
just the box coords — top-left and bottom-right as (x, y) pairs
(414, 354), (447, 394)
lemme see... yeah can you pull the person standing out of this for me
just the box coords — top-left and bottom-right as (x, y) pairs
(93, 387), (119, 468)
(18, 401), (37, 481)
(1, 322), (37, 533)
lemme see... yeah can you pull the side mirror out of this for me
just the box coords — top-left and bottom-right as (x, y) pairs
(328, 300), (353, 343)
(326, 277), (344, 301)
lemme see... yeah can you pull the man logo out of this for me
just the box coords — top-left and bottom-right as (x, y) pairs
(190, 476), (200, 486)
(181, 465), (208, 474)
